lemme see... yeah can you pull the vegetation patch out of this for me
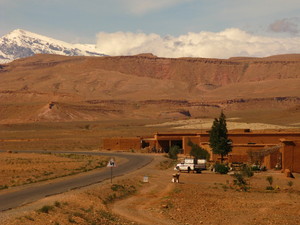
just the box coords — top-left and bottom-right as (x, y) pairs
(157, 159), (177, 170)
(214, 163), (230, 174)
(103, 184), (137, 204)
(37, 205), (55, 214)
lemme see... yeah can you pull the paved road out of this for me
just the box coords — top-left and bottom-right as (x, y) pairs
(0, 151), (153, 212)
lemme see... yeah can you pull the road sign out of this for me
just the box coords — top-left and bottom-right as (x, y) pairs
(107, 158), (116, 183)
(107, 158), (116, 168)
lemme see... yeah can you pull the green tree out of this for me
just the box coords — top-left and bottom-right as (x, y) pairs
(209, 111), (232, 163)
(168, 145), (180, 160)
(188, 140), (210, 160)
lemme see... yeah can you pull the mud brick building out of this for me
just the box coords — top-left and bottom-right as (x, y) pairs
(103, 130), (300, 173)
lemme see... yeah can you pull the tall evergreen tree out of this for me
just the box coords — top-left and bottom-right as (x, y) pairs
(209, 111), (232, 162)
(188, 140), (210, 160)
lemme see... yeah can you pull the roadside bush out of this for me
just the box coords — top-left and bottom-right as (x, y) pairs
(214, 163), (229, 174)
(266, 186), (274, 190)
(266, 176), (273, 186)
(104, 184), (137, 204)
(266, 176), (274, 190)
(168, 145), (181, 160)
(242, 165), (254, 177)
(232, 172), (250, 191)
(38, 205), (54, 213)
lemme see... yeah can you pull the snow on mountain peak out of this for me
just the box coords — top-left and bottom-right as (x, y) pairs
(0, 29), (106, 64)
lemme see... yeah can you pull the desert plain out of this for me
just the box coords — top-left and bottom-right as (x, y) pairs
(0, 53), (300, 224)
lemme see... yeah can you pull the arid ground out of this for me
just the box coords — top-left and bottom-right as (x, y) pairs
(1, 153), (300, 225)
(1, 118), (299, 152)
(0, 53), (299, 224)
(0, 152), (108, 190)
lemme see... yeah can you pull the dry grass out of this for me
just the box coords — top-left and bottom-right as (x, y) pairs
(3, 177), (142, 225)
(1, 118), (299, 152)
(2, 155), (300, 225)
(164, 171), (300, 225)
(0, 152), (108, 189)
(0, 119), (176, 151)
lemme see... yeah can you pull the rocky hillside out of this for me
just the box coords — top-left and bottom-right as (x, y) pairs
(0, 54), (299, 124)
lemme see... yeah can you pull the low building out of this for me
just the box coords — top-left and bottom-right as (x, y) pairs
(102, 130), (300, 173)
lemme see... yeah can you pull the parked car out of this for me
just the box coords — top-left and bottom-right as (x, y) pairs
(175, 158), (206, 173)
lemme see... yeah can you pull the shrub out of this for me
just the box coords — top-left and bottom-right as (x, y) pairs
(233, 173), (247, 186)
(168, 145), (181, 160)
(54, 201), (61, 208)
(232, 172), (250, 192)
(24, 215), (34, 221)
(242, 165), (254, 177)
(214, 163), (229, 174)
(38, 205), (54, 213)
(98, 210), (117, 222)
(265, 176), (274, 191)
(111, 184), (125, 192)
(266, 186), (274, 190)
(104, 184), (137, 204)
(287, 181), (293, 187)
(266, 176), (273, 186)
(0, 185), (8, 190)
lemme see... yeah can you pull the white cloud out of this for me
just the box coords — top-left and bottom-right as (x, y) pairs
(96, 28), (300, 58)
(119, 0), (193, 15)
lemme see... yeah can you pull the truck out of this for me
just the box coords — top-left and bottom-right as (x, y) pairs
(175, 158), (206, 173)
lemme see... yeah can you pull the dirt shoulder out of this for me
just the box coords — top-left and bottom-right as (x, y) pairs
(2, 154), (300, 225)
(0, 153), (175, 225)
(110, 155), (178, 225)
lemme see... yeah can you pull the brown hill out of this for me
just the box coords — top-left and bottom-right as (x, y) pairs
(0, 54), (299, 124)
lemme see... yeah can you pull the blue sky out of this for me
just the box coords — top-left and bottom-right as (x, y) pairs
(1, 0), (300, 58)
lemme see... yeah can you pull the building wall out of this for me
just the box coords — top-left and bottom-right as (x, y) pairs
(207, 144), (276, 164)
(263, 150), (281, 170)
(281, 140), (300, 173)
(102, 132), (300, 173)
(182, 136), (201, 155)
(199, 132), (300, 145)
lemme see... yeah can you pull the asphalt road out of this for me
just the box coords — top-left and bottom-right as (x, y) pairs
(0, 151), (153, 212)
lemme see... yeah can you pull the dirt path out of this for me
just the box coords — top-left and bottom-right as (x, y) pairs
(111, 155), (178, 225)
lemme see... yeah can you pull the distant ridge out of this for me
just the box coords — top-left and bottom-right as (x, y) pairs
(0, 29), (106, 63)
(0, 53), (299, 124)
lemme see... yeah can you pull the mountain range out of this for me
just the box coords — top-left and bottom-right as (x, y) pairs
(0, 29), (105, 63)
(0, 53), (299, 126)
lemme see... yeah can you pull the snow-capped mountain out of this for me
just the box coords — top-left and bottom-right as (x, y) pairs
(0, 29), (106, 63)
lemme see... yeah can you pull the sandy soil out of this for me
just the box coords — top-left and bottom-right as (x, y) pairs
(110, 158), (300, 225)
(164, 171), (300, 225)
(0, 152), (108, 189)
(110, 157), (178, 225)
(147, 118), (300, 130)
(1, 154), (300, 225)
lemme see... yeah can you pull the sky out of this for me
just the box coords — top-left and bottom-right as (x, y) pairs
(1, 0), (300, 58)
